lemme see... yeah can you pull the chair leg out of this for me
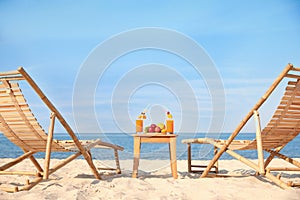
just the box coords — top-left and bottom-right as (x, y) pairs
(211, 141), (292, 189)
(213, 146), (219, 174)
(264, 171), (289, 189)
(265, 149), (300, 168)
(0, 151), (36, 171)
(187, 143), (192, 173)
(254, 110), (265, 175)
(264, 146), (284, 168)
(114, 149), (121, 174)
(82, 150), (101, 179)
(29, 155), (43, 174)
(44, 112), (56, 179)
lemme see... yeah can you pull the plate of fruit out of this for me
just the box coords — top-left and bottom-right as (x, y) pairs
(144, 123), (167, 134)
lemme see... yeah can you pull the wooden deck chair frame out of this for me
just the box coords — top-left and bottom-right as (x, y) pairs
(183, 63), (300, 189)
(0, 67), (124, 192)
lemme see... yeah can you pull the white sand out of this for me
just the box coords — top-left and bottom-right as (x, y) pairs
(0, 158), (299, 199)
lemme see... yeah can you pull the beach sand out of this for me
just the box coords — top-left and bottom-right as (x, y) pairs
(0, 158), (299, 199)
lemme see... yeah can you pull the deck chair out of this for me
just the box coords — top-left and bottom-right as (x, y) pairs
(182, 63), (300, 189)
(0, 67), (124, 192)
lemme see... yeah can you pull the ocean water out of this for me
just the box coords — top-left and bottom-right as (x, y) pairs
(0, 132), (299, 161)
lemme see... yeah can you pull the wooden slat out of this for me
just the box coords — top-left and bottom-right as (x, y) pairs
(262, 135), (297, 139)
(269, 115), (299, 123)
(263, 130), (300, 135)
(263, 137), (299, 142)
(0, 110), (28, 115)
(0, 89), (22, 94)
(0, 92), (25, 100)
(286, 86), (299, 91)
(272, 114), (300, 119)
(287, 81), (298, 85)
(0, 108), (31, 112)
(0, 113), (34, 118)
(262, 128), (299, 134)
(8, 129), (45, 135)
(0, 70), (20, 76)
(288, 87), (299, 93)
(269, 119), (300, 123)
(0, 89), (23, 95)
(2, 118), (36, 122)
(0, 83), (20, 90)
(3, 134), (46, 140)
(1, 114), (35, 119)
(0, 108), (34, 113)
(3, 122), (37, 126)
(4, 128), (44, 133)
(8, 141), (47, 146)
(0, 116), (33, 121)
(0, 99), (27, 104)
(266, 126), (300, 130)
(277, 105), (300, 110)
(261, 140), (297, 146)
(4, 139), (67, 152)
(267, 121), (300, 125)
(0, 104), (28, 109)
(0, 76), (25, 81)
(270, 118), (300, 123)
(291, 102), (300, 106)
(3, 118), (38, 123)
(8, 138), (48, 143)
(261, 134), (295, 140)
(285, 73), (300, 79)
(282, 96), (300, 101)
(291, 67), (300, 72)
(277, 104), (300, 109)
(267, 124), (300, 129)
(283, 93), (300, 97)
(274, 110), (300, 115)
(266, 118), (299, 126)
(0, 95), (22, 99)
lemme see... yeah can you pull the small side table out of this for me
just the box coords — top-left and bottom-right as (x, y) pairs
(132, 134), (178, 179)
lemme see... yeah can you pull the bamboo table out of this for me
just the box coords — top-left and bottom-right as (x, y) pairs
(132, 134), (178, 179)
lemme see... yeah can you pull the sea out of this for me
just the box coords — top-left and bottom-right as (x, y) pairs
(0, 132), (299, 161)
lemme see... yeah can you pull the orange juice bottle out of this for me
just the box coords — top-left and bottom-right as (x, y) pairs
(166, 119), (174, 134)
(166, 111), (174, 134)
(136, 112), (146, 133)
(136, 119), (143, 133)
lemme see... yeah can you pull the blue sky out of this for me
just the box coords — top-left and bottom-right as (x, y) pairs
(1, 0), (300, 135)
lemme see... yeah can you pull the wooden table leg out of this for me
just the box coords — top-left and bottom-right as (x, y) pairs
(132, 136), (141, 178)
(187, 143), (191, 173)
(169, 137), (178, 179)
